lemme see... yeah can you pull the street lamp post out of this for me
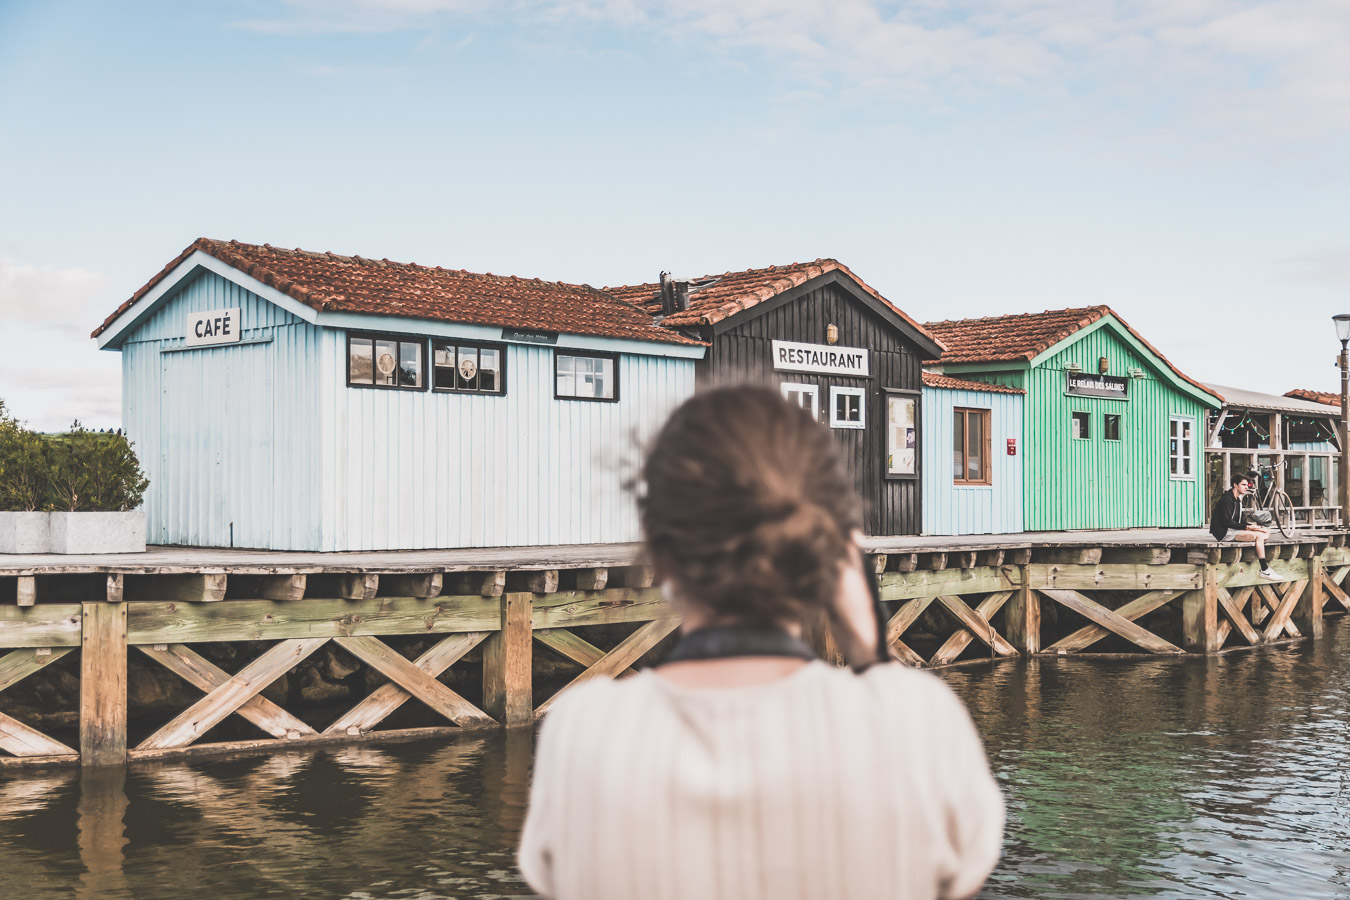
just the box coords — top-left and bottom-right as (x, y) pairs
(1335, 315), (1350, 528)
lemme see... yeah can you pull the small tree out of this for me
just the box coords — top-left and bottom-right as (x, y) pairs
(0, 400), (50, 512)
(43, 421), (150, 512)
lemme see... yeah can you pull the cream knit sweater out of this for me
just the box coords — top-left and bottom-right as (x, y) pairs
(519, 661), (1004, 900)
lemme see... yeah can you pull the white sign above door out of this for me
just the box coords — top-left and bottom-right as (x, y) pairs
(771, 339), (870, 376)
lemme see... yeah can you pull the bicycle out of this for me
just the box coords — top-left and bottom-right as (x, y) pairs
(1242, 462), (1295, 538)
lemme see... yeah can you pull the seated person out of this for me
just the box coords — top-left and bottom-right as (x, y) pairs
(1210, 473), (1277, 579)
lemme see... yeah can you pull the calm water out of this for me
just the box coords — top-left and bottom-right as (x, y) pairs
(3, 621), (1349, 899)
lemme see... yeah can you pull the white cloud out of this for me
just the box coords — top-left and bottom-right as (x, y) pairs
(1285, 246), (1350, 287)
(0, 258), (119, 430)
(237, 0), (1350, 137)
(0, 258), (110, 339)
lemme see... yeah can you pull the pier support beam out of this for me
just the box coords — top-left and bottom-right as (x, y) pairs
(80, 598), (127, 766)
(1003, 576), (1040, 654)
(483, 592), (533, 726)
(1294, 555), (1325, 639)
(1182, 565), (1221, 654)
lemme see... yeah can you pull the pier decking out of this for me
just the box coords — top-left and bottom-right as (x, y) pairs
(2, 528), (1347, 769)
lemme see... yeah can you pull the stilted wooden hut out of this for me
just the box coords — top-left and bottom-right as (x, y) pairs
(1204, 384), (1341, 527)
(607, 261), (945, 535)
(925, 306), (1221, 531)
(920, 372), (1025, 536)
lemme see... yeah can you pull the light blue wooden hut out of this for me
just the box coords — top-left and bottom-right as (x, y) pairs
(921, 372), (1025, 535)
(94, 239), (705, 551)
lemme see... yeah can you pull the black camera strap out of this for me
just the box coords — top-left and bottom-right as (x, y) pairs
(664, 625), (817, 663)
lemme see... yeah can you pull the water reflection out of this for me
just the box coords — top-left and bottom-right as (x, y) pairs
(1, 621), (1348, 899)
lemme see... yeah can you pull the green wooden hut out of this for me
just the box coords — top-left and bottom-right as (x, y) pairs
(925, 306), (1222, 531)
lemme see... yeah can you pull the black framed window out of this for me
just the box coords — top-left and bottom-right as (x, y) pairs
(1071, 411), (1090, 439)
(433, 341), (506, 395)
(1105, 414), (1122, 441)
(556, 352), (618, 401)
(348, 333), (425, 389)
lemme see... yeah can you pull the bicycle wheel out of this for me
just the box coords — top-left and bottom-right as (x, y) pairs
(1270, 491), (1294, 538)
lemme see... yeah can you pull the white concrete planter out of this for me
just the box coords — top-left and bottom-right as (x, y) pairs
(48, 511), (146, 554)
(0, 511), (52, 554)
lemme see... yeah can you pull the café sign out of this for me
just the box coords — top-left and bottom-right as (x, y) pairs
(771, 340), (870, 376)
(1066, 371), (1128, 399)
(185, 307), (241, 347)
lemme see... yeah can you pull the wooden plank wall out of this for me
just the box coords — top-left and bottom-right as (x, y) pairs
(702, 280), (925, 535)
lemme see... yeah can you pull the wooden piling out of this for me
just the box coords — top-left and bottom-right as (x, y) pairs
(1004, 576), (1040, 654)
(1182, 565), (1220, 653)
(1294, 554), (1325, 639)
(79, 600), (127, 766)
(483, 592), (533, 726)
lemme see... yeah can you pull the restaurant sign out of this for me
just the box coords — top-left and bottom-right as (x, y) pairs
(771, 340), (870, 376)
(1066, 371), (1129, 400)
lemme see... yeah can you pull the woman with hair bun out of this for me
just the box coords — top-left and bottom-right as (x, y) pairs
(519, 385), (1004, 900)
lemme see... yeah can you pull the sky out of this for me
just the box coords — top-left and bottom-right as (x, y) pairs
(2, 0), (1349, 431)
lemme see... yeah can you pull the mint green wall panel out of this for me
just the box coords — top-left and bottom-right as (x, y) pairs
(1022, 324), (1210, 531)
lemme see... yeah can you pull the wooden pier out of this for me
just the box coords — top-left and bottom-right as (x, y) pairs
(2, 530), (1348, 768)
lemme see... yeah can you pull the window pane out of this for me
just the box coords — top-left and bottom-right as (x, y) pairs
(375, 340), (398, 386)
(558, 356), (574, 375)
(887, 396), (916, 475)
(968, 413), (985, 481)
(1105, 414), (1121, 441)
(557, 370), (575, 396)
(457, 346), (478, 391)
(480, 348), (499, 392)
(350, 338), (373, 384)
(1073, 412), (1089, 439)
(602, 358), (618, 396)
(433, 342), (455, 389)
(953, 412), (965, 477)
(399, 341), (422, 387)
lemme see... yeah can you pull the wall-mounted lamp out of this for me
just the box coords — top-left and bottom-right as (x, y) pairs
(1098, 357), (1109, 374)
(1064, 362), (1082, 373)
(826, 324), (839, 345)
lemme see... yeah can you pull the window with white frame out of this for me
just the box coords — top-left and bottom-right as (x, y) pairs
(780, 383), (819, 420)
(1170, 416), (1195, 478)
(830, 386), (866, 429)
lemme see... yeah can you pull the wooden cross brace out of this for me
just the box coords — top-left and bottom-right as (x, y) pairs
(0, 647), (77, 757)
(137, 634), (497, 751)
(1046, 589), (1181, 653)
(1040, 589), (1183, 654)
(1321, 572), (1350, 613)
(1215, 586), (1261, 647)
(534, 618), (680, 718)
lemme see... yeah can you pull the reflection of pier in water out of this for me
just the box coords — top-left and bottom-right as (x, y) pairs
(0, 733), (535, 899)
(1, 530), (1348, 767)
(943, 623), (1350, 898)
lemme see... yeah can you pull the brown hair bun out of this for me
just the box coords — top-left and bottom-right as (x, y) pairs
(639, 385), (863, 624)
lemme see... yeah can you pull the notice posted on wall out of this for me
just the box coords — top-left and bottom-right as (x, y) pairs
(887, 395), (916, 476)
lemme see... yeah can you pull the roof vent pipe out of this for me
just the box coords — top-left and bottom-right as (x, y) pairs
(659, 271), (674, 316)
(658, 271), (693, 314)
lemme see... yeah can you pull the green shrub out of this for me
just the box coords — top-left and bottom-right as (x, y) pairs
(0, 401), (50, 512)
(43, 422), (150, 512)
(0, 401), (150, 512)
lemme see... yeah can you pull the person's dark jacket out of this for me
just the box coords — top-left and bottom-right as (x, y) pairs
(1210, 491), (1245, 541)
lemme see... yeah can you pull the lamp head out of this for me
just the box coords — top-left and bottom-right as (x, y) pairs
(1335, 314), (1350, 343)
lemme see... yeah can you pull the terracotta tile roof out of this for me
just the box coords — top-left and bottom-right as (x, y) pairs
(1285, 388), (1340, 407)
(923, 306), (1111, 364)
(603, 259), (943, 348)
(94, 239), (704, 346)
(921, 372), (1023, 394)
(924, 305), (1219, 402)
